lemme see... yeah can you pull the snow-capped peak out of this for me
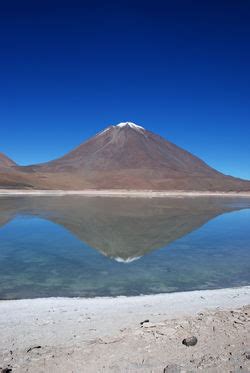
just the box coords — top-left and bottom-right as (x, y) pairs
(96, 121), (145, 137)
(116, 122), (145, 131)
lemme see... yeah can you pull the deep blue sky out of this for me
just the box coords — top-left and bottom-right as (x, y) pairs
(0, 0), (249, 179)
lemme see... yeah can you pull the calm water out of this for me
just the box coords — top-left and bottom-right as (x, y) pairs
(0, 196), (250, 299)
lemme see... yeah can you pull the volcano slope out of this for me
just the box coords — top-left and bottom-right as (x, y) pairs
(1, 122), (250, 191)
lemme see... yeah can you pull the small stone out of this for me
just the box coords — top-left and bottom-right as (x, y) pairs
(244, 351), (250, 359)
(163, 364), (181, 372)
(140, 319), (149, 326)
(182, 336), (198, 347)
(27, 345), (41, 353)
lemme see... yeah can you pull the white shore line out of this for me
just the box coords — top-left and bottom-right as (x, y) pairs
(0, 286), (249, 340)
(1, 286), (249, 372)
(0, 189), (250, 197)
(1, 286), (249, 313)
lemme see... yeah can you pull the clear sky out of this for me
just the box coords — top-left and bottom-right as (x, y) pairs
(0, 0), (249, 179)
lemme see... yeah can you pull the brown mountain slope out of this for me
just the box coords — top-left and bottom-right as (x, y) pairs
(0, 152), (16, 169)
(1, 122), (250, 191)
(29, 123), (221, 174)
(0, 153), (31, 189)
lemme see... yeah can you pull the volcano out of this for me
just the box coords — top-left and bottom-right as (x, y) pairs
(1, 122), (250, 191)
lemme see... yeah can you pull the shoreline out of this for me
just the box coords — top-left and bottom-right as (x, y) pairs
(1, 188), (250, 197)
(1, 286), (249, 316)
(1, 285), (250, 304)
(1, 286), (249, 372)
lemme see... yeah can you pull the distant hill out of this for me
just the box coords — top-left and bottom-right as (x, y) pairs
(1, 122), (250, 191)
(0, 152), (16, 169)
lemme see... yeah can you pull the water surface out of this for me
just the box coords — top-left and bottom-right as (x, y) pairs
(0, 196), (249, 299)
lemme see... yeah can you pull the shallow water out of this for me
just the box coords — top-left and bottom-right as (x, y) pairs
(0, 196), (249, 299)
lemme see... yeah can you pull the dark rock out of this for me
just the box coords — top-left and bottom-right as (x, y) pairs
(27, 345), (41, 353)
(1, 368), (12, 373)
(140, 319), (149, 326)
(182, 336), (198, 346)
(244, 351), (250, 360)
(163, 364), (181, 372)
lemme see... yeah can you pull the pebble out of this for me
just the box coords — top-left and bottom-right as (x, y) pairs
(140, 319), (149, 326)
(27, 345), (41, 353)
(163, 364), (182, 372)
(244, 351), (250, 360)
(182, 336), (198, 347)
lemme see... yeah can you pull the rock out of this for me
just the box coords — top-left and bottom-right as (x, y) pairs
(141, 322), (156, 328)
(244, 351), (250, 359)
(182, 336), (198, 346)
(27, 345), (41, 352)
(1, 369), (12, 373)
(238, 315), (246, 322)
(140, 319), (149, 326)
(163, 364), (181, 372)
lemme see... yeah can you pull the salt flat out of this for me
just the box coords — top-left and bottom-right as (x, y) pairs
(1, 188), (250, 197)
(0, 287), (249, 372)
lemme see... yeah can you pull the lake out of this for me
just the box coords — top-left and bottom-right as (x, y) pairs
(0, 196), (249, 299)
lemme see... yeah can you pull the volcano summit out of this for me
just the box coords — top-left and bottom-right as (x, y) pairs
(1, 122), (250, 191)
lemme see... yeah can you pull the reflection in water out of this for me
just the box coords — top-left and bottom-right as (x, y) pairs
(0, 196), (250, 299)
(1, 196), (249, 260)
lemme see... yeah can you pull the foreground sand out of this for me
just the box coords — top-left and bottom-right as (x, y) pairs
(0, 287), (249, 372)
(0, 189), (250, 198)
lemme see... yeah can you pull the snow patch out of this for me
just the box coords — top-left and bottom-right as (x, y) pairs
(96, 126), (112, 136)
(96, 121), (145, 137)
(113, 256), (142, 263)
(116, 122), (145, 132)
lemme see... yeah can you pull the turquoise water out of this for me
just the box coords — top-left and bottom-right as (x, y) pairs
(0, 196), (249, 299)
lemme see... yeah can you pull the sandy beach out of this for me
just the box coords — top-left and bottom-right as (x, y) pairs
(0, 189), (250, 198)
(0, 287), (249, 372)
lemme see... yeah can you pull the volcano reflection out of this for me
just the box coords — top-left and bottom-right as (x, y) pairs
(1, 196), (249, 261)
